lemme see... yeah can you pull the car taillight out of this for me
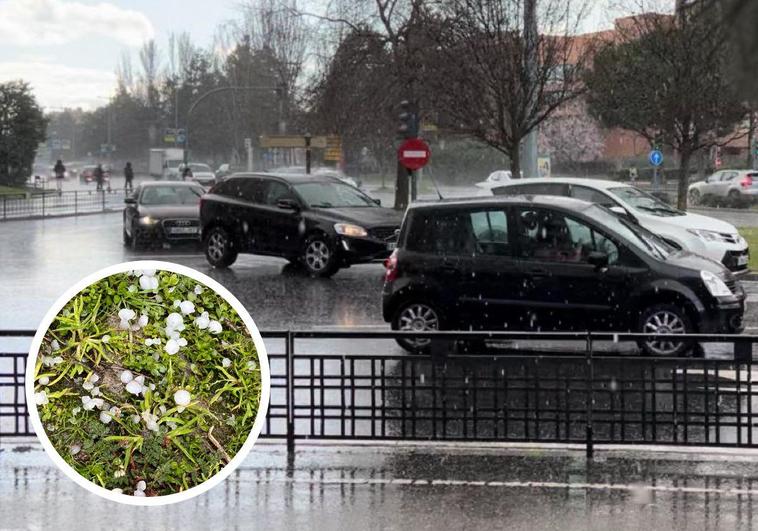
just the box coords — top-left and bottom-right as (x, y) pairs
(742, 176), (753, 187)
(384, 249), (399, 282)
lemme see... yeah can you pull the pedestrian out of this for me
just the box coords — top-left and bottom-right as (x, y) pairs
(124, 162), (134, 193)
(629, 166), (638, 183)
(94, 163), (104, 192)
(182, 164), (193, 181)
(54, 159), (66, 194)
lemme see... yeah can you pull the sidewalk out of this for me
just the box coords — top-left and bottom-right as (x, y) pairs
(3, 439), (758, 530)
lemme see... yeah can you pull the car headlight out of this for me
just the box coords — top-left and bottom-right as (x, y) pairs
(701, 270), (732, 297)
(687, 229), (725, 242)
(139, 216), (158, 225)
(334, 223), (368, 238)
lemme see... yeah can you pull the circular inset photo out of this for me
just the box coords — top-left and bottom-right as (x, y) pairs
(26, 261), (269, 505)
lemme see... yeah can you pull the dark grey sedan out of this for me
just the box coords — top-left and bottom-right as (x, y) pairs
(123, 181), (204, 250)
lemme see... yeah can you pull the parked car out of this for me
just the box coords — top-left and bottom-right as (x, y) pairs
(123, 181), (204, 250)
(181, 163), (216, 187)
(200, 173), (402, 277)
(490, 177), (750, 275)
(475, 169), (522, 189)
(688, 170), (758, 207)
(383, 195), (745, 356)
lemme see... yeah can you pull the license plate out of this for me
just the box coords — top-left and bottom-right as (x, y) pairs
(387, 242), (396, 251)
(168, 227), (198, 235)
(738, 254), (749, 266)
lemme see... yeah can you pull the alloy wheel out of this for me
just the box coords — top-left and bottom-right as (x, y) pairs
(643, 309), (686, 355)
(305, 240), (331, 271)
(397, 304), (440, 347)
(207, 231), (226, 262)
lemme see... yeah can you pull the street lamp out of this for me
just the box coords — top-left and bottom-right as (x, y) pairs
(183, 85), (279, 166)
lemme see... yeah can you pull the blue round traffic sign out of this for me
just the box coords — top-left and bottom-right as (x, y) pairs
(649, 149), (663, 167)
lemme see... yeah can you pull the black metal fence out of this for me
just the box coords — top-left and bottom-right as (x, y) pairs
(3, 329), (758, 457)
(0, 190), (125, 220)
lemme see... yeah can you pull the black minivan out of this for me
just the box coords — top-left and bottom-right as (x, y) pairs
(382, 195), (745, 356)
(200, 173), (403, 277)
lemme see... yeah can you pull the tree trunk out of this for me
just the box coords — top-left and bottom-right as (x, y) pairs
(678, 149), (693, 211)
(510, 144), (522, 179)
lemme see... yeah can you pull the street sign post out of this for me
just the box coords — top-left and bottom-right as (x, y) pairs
(398, 138), (431, 171)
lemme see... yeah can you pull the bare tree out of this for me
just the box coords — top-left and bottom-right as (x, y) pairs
(428, 0), (590, 180)
(139, 40), (162, 109)
(115, 51), (134, 93)
(585, 1), (748, 209)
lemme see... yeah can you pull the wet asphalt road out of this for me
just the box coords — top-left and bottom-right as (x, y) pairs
(3, 441), (758, 530)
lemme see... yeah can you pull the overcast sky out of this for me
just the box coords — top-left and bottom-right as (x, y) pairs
(0, 0), (664, 111)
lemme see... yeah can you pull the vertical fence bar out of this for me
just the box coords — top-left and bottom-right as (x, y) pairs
(42, 192), (45, 217)
(2, 196), (6, 220)
(286, 331), (295, 455)
(74, 191), (78, 216)
(101, 190), (106, 211)
(585, 332), (594, 459)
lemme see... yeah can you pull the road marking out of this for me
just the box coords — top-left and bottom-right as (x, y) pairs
(259, 476), (758, 496)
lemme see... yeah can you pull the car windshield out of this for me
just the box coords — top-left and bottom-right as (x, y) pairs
(140, 186), (203, 205)
(584, 204), (675, 260)
(190, 164), (212, 172)
(294, 182), (377, 208)
(608, 186), (683, 217)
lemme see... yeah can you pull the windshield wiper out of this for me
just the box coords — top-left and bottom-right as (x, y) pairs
(310, 202), (334, 208)
(637, 205), (679, 215)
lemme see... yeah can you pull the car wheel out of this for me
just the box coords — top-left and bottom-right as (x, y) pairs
(392, 302), (441, 353)
(728, 189), (742, 207)
(688, 189), (701, 206)
(638, 303), (693, 357)
(204, 226), (238, 268)
(129, 223), (142, 251)
(302, 235), (339, 278)
(122, 224), (132, 246)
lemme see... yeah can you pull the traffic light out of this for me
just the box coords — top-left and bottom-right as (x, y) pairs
(398, 100), (419, 139)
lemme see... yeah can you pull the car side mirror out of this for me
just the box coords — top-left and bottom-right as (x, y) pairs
(277, 198), (300, 211)
(124, 197), (137, 204)
(373, 198), (381, 206)
(588, 251), (609, 269)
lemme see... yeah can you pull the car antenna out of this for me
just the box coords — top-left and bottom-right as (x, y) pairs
(424, 165), (444, 200)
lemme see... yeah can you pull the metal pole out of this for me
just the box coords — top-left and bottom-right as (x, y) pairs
(522, 0), (539, 179)
(585, 332), (594, 459)
(305, 133), (312, 174)
(74, 191), (77, 216)
(410, 169), (417, 201)
(286, 331), (295, 456)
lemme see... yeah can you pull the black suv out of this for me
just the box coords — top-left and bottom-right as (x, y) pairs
(200, 173), (403, 277)
(383, 195), (745, 356)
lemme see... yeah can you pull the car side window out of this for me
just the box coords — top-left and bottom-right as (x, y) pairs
(707, 172), (722, 183)
(212, 178), (243, 198)
(570, 185), (617, 208)
(406, 210), (476, 256)
(238, 179), (265, 203)
(265, 181), (293, 206)
(516, 208), (619, 265)
(469, 210), (511, 256)
(724, 172), (738, 182)
(494, 184), (530, 196)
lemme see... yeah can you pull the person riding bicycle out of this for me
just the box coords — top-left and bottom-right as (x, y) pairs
(53, 159), (66, 194)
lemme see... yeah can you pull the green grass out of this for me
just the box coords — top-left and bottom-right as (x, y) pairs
(0, 185), (53, 196)
(34, 270), (261, 497)
(739, 227), (758, 271)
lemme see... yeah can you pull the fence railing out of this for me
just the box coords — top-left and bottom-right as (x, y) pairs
(0, 189), (125, 220)
(3, 329), (758, 458)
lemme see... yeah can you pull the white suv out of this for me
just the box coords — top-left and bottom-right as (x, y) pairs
(490, 177), (749, 275)
(688, 169), (758, 206)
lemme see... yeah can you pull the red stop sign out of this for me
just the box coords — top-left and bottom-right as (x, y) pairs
(398, 138), (431, 170)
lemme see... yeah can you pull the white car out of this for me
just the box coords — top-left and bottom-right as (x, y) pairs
(183, 163), (216, 187)
(476, 170), (522, 189)
(688, 169), (758, 206)
(490, 177), (750, 275)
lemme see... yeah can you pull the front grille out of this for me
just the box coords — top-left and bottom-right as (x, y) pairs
(162, 218), (199, 229)
(369, 226), (400, 242)
(725, 279), (738, 294)
(722, 249), (749, 272)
